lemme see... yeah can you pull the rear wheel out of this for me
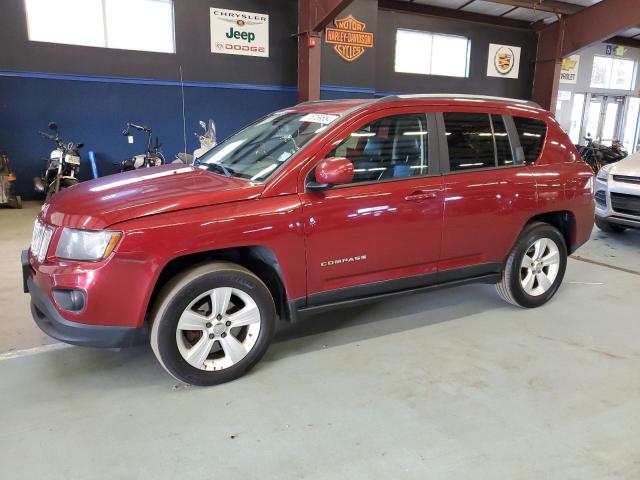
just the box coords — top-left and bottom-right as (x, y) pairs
(150, 262), (275, 386)
(595, 216), (626, 233)
(496, 223), (567, 308)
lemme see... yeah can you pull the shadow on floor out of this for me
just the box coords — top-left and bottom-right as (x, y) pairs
(11, 282), (508, 388)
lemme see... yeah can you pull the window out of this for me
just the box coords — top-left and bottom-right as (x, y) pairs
(444, 113), (496, 171)
(198, 110), (342, 182)
(513, 117), (547, 164)
(568, 93), (585, 144)
(590, 55), (637, 90)
(25, 0), (175, 53)
(326, 114), (429, 184)
(395, 29), (470, 78)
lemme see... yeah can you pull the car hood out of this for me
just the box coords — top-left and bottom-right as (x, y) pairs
(611, 152), (640, 177)
(42, 165), (264, 229)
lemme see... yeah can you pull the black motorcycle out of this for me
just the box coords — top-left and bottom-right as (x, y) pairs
(576, 135), (628, 174)
(118, 123), (165, 172)
(34, 122), (83, 199)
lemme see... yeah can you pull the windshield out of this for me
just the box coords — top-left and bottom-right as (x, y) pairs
(196, 110), (341, 182)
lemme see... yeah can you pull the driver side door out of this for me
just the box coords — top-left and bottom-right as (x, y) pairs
(299, 108), (444, 306)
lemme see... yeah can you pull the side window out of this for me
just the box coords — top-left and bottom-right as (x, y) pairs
(326, 113), (429, 184)
(444, 112), (495, 171)
(513, 117), (547, 164)
(492, 114), (514, 166)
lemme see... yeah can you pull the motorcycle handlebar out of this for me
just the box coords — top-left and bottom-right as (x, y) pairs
(126, 123), (151, 133)
(38, 131), (57, 141)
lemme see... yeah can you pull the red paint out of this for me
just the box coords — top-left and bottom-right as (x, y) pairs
(314, 157), (354, 185)
(28, 97), (595, 329)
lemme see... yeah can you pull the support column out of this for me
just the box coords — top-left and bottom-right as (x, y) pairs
(297, 0), (354, 102)
(297, 32), (322, 102)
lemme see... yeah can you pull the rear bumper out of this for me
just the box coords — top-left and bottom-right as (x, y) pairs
(23, 250), (147, 348)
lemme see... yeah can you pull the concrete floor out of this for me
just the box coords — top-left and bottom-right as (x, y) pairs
(1, 202), (639, 479)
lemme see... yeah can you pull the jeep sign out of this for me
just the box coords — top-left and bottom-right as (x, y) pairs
(210, 8), (269, 58)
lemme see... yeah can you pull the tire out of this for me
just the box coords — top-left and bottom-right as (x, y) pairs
(150, 262), (276, 386)
(60, 177), (79, 189)
(496, 222), (568, 308)
(595, 216), (626, 233)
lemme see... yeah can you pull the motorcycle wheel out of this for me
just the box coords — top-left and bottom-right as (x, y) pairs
(60, 178), (79, 189)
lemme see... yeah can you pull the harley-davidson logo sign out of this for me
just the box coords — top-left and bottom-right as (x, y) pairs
(324, 15), (374, 62)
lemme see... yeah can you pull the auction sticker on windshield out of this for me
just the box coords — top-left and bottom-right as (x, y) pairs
(299, 113), (340, 124)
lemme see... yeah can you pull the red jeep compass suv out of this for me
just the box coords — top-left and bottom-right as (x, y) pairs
(22, 95), (595, 386)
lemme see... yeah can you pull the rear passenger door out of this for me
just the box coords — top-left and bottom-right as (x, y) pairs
(437, 110), (538, 274)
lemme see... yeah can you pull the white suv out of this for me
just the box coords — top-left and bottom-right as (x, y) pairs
(595, 152), (640, 232)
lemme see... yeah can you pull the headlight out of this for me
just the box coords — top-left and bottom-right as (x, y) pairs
(596, 164), (613, 181)
(31, 219), (55, 263)
(55, 228), (122, 261)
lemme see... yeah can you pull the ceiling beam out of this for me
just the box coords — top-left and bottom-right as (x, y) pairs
(551, 0), (640, 57)
(379, 0), (532, 30)
(533, 0), (640, 111)
(480, 0), (582, 16)
(605, 35), (640, 49)
(309, 0), (355, 31)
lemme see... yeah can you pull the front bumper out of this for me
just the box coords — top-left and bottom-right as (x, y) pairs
(595, 176), (640, 229)
(22, 250), (147, 348)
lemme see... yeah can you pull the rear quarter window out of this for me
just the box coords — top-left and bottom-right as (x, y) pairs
(513, 117), (547, 164)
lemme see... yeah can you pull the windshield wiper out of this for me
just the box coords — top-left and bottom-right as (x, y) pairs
(206, 163), (235, 177)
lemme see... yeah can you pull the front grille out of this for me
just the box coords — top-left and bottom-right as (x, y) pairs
(613, 174), (640, 185)
(610, 192), (640, 217)
(595, 190), (607, 207)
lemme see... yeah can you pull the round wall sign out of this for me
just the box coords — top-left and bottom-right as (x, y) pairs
(494, 46), (515, 75)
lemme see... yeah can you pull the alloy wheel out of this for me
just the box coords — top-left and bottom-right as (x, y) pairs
(519, 237), (560, 297)
(175, 287), (261, 371)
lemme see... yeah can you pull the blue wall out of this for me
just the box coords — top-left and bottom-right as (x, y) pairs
(0, 73), (298, 198)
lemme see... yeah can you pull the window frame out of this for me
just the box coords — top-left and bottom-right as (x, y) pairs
(303, 109), (442, 192)
(437, 111), (526, 175)
(24, 0), (176, 54)
(394, 28), (471, 78)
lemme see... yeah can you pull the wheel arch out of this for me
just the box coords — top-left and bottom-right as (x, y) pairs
(146, 246), (292, 325)
(524, 210), (577, 253)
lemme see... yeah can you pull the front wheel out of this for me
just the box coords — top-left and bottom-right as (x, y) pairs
(496, 222), (568, 308)
(150, 262), (276, 386)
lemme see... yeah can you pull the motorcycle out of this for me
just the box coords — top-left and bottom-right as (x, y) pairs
(118, 123), (165, 172)
(576, 135), (628, 174)
(175, 119), (217, 165)
(0, 151), (22, 209)
(34, 122), (83, 199)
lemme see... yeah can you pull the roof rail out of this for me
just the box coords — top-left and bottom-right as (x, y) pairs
(377, 93), (543, 110)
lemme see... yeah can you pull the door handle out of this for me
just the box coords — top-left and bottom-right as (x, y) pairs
(405, 191), (437, 202)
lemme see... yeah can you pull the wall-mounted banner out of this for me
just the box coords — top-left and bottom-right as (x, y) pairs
(613, 45), (628, 57)
(210, 8), (269, 57)
(325, 15), (374, 62)
(486, 44), (521, 79)
(559, 55), (580, 84)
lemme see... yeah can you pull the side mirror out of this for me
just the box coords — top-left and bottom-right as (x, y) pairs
(307, 157), (354, 191)
(48, 122), (58, 131)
